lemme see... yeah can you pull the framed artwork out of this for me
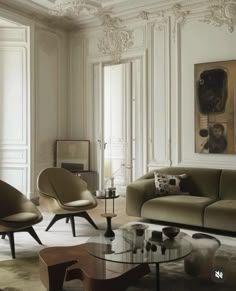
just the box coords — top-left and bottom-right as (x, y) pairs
(56, 140), (90, 171)
(195, 60), (236, 154)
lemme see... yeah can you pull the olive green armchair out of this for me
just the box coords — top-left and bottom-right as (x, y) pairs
(0, 180), (43, 258)
(37, 167), (98, 237)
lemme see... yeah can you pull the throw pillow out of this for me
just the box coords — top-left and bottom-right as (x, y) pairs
(154, 172), (189, 196)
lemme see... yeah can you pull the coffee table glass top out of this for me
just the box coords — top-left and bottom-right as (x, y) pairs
(85, 227), (192, 264)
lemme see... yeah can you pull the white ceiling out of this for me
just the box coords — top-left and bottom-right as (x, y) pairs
(31, 0), (131, 7)
(0, 0), (188, 29)
(0, 0), (137, 28)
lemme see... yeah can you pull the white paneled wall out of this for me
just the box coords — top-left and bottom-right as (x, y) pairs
(69, 1), (236, 177)
(69, 36), (85, 138)
(0, 21), (29, 194)
(0, 7), (68, 198)
(174, 13), (236, 168)
(0, 18), (68, 197)
(1, 1), (236, 197)
(34, 28), (68, 194)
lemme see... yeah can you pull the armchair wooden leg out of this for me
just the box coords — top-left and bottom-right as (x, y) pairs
(46, 213), (97, 236)
(69, 216), (76, 237)
(26, 226), (43, 245)
(46, 215), (64, 231)
(1, 228), (42, 259)
(75, 212), (98, 229)
(6, 232), (15, 259)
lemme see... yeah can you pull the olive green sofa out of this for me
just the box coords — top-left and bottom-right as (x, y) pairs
(126, 167), (236, 233)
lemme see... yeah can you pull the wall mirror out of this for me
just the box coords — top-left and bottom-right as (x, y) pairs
(56, 140), (90, 172)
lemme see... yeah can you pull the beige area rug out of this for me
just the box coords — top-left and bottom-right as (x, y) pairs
(1, 204), (236, 291)
(0, 250), (236, 291)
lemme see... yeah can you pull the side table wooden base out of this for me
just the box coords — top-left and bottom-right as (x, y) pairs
(101, 213), (116, 237)
(39, 244), (150, 291)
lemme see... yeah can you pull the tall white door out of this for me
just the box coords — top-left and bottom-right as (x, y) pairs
(103, 63), (132, 192)
(95, 58), (144, 193)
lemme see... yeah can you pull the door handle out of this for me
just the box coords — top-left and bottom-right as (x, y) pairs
(98, 139), (107, 149)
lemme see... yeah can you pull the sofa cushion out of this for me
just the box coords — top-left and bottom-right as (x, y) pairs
(64, 200), (91, 207)
(155, 167), (221, 199)
(154, 172), (188, 196)
(141, 195), (214, 226)
(204, 200), (236, 232)
(219, 169), (236, 200)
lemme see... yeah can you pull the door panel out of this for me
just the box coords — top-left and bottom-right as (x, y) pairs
(103, 64), (130, 192)
(94, 58), (144, 192)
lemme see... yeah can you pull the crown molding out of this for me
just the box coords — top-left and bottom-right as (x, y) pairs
(0, 0), (234, 33)
(138, 3), (190, 40)
(0, 0), (209, 30)
(203, 0), (236, 32)
(0, 0), (74, 29)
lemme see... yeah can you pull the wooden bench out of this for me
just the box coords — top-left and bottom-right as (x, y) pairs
(39, 243), (150, 291)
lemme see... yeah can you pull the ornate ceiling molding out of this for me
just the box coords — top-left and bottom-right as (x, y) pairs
(97, 13), (134, 63)
(139, 11), (149, 21)
(49, 1), (134, 61)
(138, 3), (190, 39)
(49, 0), (102, 17)
(172, 3), (190, 40)
(203, 0), (236, 32)
(139, 10), (169, 31)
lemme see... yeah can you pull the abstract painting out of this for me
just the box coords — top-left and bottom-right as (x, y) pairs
(195, 60), (236, 154)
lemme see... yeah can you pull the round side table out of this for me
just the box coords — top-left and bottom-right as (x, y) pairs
(96, 194), (120, 237)
(184, 233), (221, 278)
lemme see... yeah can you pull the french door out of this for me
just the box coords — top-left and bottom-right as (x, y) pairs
(94, 58), (145, 192)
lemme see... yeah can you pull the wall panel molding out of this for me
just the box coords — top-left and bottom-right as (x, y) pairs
(0, 166), (27, 193)
(35, 29), (61, 164)
(69, 37), (85, 138)
(173, 20), (182, 165)
(148, 17), (171, 168)
(0, 27), (27, 42)
(0, 46), (27, 145)
(0, 148), (27, 164)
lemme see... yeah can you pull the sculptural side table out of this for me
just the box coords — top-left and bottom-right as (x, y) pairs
(96, 194), (119, 237)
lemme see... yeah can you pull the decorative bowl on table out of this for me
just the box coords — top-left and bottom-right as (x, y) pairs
(162, 227), (180, 240)
(130, 223), (149, 236)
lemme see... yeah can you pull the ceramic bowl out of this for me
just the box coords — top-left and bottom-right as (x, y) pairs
(162, 227), (180, 240)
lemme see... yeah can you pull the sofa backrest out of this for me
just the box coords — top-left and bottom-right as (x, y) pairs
(153, 167), (221, 199)
(219, 169), (236, 200)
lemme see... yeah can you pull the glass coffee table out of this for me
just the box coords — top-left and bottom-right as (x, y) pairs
(85, 226), (192, 291)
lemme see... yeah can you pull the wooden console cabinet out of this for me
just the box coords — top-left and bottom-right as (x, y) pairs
(74, 171), (98, 194)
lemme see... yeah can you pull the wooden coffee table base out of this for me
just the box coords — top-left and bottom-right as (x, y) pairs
(39, 244), (150, 291)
